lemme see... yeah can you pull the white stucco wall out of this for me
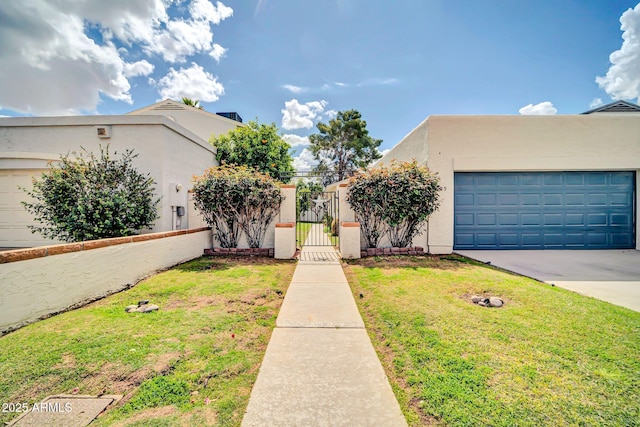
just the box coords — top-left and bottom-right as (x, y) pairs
(0, 115), (217, 247)
(380, 114), (640, 253)
(0, 229), (211, 334)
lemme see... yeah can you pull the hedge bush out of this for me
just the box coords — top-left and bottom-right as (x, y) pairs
(192, 165), (283, 248)
(347, 161), (442, 248)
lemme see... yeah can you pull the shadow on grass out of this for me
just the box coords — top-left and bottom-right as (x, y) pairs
(343, 254), (486, 271)
(172, 256), (297, 273)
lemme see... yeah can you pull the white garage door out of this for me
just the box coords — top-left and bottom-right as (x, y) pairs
(0, 169), (57, 248)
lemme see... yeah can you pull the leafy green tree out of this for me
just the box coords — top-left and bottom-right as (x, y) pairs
(347, 161), (442, 248)
(296, 179), (323, 218)
(210, 120), (294, 182)
(181, 97), (203, 109)
(309, 109), (383, 184)
(192, 165), (284, 248)
(22, 146), (159, 242)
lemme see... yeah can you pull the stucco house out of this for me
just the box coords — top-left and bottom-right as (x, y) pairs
(0, 100), (243, 248)
(379, 100), (640, 254)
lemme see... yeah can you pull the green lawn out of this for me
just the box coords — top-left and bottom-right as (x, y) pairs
(0, 257), (296, 427)
(296, 221), (313, 247)
(344, 255), (640, 427)
(296, 221), (339, 247)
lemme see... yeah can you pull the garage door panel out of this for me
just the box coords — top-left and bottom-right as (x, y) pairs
(587, 233), (607, 246)
(521, 174), (542, 186)
(610, 193), (631, 206)
(565, 174), (585, 185)
(477, 194), (496, 205)
(498, 194), (518, 205)
(477, 213), (496, 225)
(612, 233), (633, 246)
(588, 213), (607, 225)
(611, 173), (633, 185)
(456, 213), (474, 226)
(498, 174), (518, 186)
(455, 194), (474, 206)
(565, 194), (585, 206)
(565, 213), (585, 226)
(455, 233), (474, 246)
(543, 194), (563, 206)
(454, 171), (635, 250)
(544, 174), (563, 185)
(588, 194), (608, 206)
(521, 193), (541, 205)
(498, 233), (519, 246)
(476, 233), (497, 246)
(587, 173), (607, 185)
(610, 213), (630, 225)
(499, 213), (518, 225)
(543, 214), (563, 225)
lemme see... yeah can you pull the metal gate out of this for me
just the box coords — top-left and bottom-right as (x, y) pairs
(296, 189), (339, 247)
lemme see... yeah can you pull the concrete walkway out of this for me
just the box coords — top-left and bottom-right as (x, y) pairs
(303, 223), (334, 246)
(242, 245), (407, 426)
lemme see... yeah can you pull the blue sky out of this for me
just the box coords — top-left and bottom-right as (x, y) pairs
(1, 1), (639, 169)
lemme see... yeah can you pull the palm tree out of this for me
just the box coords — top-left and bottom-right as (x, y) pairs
(181, 97), (203, 110)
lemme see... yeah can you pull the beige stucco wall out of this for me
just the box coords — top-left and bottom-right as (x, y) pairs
(380, 114), (640, 253)
(0, 115), (217, 247)
(0, 229), (211, 334)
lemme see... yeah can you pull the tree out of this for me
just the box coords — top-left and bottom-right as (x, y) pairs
(22, 146), (159, 242)
(210, 120), (294, 182)
(308, 109), (383, 184)
(347, 161), (442, 248)
(181, 97), (203, 109)
(296, 179), (323, 218)
(191, 165), (283, 248)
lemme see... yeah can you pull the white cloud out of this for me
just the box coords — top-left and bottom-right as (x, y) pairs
(210, 43), (227, 62)
(282, 134), (310, 147)
(335, 82), (348, 87)
(357, 77), (399, 87)
(293, 148), (318, 171)
(596, 4), (640, 102)
(282, 84), (308, 94)
(324, 109), (338, 119)
(281, 99), (328, 130)
(518, 101), (557, 115)
(123, 60), (155, 78)
(157, 63), (224, 102)
(0, 0), (232, 115)
(589, 98), (604, 109)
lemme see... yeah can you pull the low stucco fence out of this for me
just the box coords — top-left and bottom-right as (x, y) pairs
(0, 227), (211, 335)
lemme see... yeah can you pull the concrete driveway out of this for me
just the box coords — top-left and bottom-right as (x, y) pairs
(456, 250), (640, 312)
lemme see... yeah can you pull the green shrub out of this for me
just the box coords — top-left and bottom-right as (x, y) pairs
(347, 161), (442, 247)
(210, 120), (294, 182)
(192, 165), (283, 248)
(22, 146), (159, 242)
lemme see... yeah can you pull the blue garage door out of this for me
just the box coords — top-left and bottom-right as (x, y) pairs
(454, 172), (635, 249)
